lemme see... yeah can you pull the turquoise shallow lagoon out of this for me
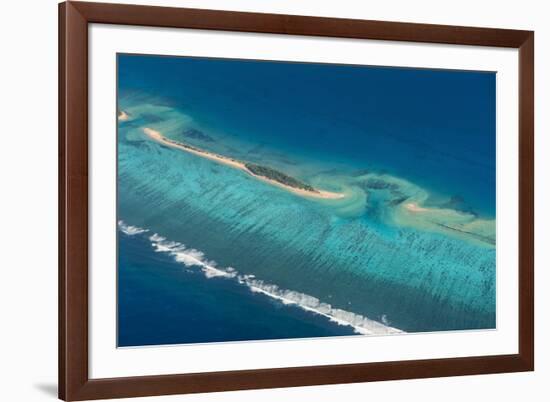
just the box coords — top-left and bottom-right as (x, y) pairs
(117, 54), (496, 346)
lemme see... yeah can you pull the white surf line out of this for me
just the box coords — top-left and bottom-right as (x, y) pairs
(143, 229), (404, 336)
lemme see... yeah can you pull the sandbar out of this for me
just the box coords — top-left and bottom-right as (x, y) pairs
(404, 202), (429, 213)
(143, 127), (345, 200)
(118, 110), (130, 121)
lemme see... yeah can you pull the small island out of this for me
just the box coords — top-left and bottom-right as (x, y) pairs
(143, 127), (345, 200)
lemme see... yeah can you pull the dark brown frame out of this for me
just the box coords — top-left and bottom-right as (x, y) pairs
(59, 1), (534, 400)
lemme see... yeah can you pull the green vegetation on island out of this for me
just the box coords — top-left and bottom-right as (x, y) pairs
(244, 163), (317, 193)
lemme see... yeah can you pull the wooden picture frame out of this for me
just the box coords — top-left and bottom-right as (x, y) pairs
(59, 1), (534, 400)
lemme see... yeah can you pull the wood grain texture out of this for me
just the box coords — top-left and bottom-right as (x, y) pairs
(59, 2), (89, 400)
(72, 1), (532, 47)
(518, 33), (535, 370)
(58, 1), (534, 400)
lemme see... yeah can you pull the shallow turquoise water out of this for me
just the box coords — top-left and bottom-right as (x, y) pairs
(118, 111), (495, 333)
(117, 55), (496, 344)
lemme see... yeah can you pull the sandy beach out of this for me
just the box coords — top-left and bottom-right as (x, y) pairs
(143, 127), (345, 200)
(404, 202), (428, 213)
(118, 110), (130, 121)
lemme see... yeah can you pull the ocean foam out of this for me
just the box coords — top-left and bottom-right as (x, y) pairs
(118, 220), (149, 236)
(149, 234), (237, 280)
(245, 279), (402, 335)
(120, 225), (403, 336)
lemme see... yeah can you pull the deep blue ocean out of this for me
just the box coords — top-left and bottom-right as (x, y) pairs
(118, 231), (355, 346)
(117, 54), (496, 347)
(118, 54), (496, 216)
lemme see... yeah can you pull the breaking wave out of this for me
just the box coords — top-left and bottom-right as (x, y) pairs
(118, 220), (149, 236)
(120, 224), (403, 336)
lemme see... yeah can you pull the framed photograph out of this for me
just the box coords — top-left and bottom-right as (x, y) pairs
(59, 1), (534, 400)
